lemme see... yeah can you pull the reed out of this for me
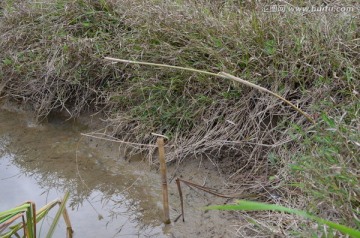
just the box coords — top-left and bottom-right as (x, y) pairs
(0, 192), (73, 238)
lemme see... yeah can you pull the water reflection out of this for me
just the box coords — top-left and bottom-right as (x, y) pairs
(0, 109), (166, 237)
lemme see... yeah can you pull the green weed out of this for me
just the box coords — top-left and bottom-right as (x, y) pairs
(206, 200), (360, 238)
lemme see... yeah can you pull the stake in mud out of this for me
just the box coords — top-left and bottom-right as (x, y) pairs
(157, 137), (171, 224)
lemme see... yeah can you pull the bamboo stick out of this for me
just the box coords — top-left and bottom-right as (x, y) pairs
(219, 72), (315, 124)
(157, 137), (171, 224)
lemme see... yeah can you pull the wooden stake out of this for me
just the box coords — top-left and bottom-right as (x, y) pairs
(157, 137), (171, 224)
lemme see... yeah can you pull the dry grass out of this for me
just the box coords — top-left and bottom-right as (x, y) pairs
(0, 0), (359, 236)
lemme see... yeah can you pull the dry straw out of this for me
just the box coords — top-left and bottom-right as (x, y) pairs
(104, 57), (315, 124)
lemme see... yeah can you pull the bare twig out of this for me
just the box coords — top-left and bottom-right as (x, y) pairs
(81, 133), (158, 147)
(175, 178), (260, 222)
(175, 178), (185, 222)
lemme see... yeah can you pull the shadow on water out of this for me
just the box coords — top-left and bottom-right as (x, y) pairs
(0, 108), (167, 237)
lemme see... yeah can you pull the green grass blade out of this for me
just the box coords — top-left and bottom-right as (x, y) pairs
(25, 202), (36, 238)
(0, 203), (34, 238)
(45, 191), (70, 238)
(35, 200), (61, 222)
(0, 214), (19, 225)
(0, 204), (30, 219)
(1, 200), (64, 238)
(205, 200), (360, 238)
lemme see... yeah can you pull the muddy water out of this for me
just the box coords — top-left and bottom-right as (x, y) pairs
(0, 108), (168, 237)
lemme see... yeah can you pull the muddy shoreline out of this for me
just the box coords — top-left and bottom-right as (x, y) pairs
(0, 99), (239, 237)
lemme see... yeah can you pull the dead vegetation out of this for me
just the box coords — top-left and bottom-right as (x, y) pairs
(0, 0), (359, 236)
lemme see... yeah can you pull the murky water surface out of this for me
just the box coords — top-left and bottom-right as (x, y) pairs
(0, 109), (167, 237)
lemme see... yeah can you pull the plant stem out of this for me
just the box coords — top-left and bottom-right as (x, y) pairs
(104, 57), (315, 124)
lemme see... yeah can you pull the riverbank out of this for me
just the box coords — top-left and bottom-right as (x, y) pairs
(1, 0), (359, 236)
